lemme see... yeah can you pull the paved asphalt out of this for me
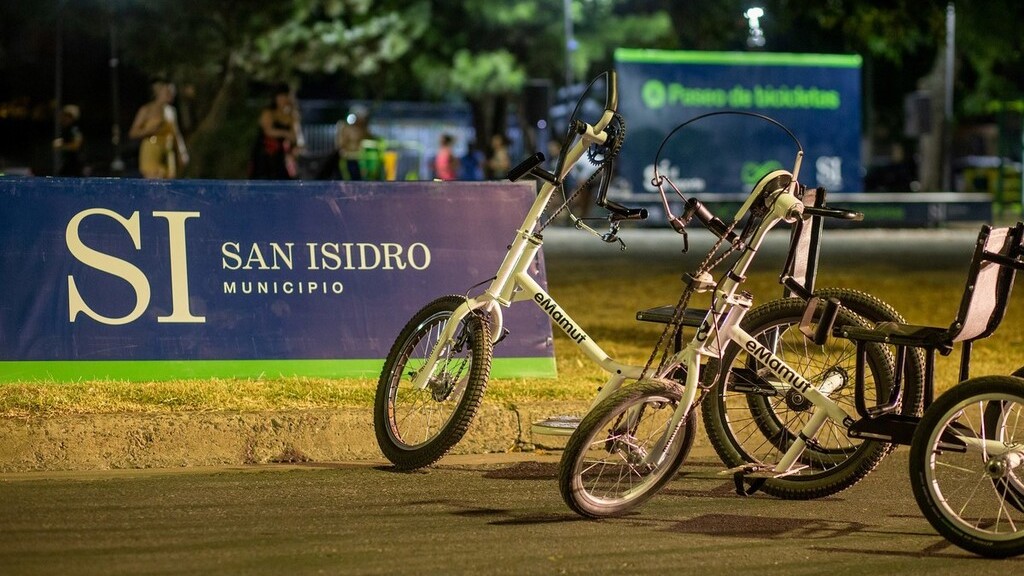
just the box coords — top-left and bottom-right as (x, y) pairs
(2, 449), (1021, 575)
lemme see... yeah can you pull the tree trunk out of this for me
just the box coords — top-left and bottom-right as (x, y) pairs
(184, 66), (250, 179)
(470, 96), (494, 153)
(917, 51), (948, 192)
(470, 94), (510, 156)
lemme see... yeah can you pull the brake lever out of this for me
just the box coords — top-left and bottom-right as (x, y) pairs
(601, 222), (626, 251)
(666, 211), (692, 253)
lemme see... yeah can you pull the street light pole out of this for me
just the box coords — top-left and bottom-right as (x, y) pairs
(53, 6), (64, 175)
(942, 2), (955, 191)
(109, 0), (124, 174)
(563, 0), (575, 88)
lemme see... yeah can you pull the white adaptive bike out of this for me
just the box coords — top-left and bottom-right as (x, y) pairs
(558, 114), (924, 516)
(374, 71), (675, 470)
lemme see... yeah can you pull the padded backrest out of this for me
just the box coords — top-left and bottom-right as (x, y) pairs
(951, 223), (1024, 342)
(782, 186), (824, 296)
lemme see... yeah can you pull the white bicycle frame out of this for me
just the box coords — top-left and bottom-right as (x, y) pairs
(639, 174), (869, 472)
(648, 190), (1024, 475)
(410, 87), (646, 405)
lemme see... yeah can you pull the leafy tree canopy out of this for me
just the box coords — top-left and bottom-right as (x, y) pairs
(3, 0), (1021, 176)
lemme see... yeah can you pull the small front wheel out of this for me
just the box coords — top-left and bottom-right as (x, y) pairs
(374, 295), (492, 470)
(559, 380), (696, 518)
(909, 376), (1024, 558)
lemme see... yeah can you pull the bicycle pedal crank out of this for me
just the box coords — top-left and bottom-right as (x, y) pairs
(530, 415), (582, 437)
(719, 463), (809, 496)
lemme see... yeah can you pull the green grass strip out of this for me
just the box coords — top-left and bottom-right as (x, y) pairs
(0, 357), (556, 383)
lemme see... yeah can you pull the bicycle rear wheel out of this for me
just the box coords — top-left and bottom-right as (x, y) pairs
(559, 379), (696, 518)
(374, 295), (492, 470)
(910, 376), (1024, 558)
(702, 296), (897, 499)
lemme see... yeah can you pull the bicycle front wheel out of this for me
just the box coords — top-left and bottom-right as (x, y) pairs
(559, 380), (696, 518)
(910, 376), (1024, 558)
(374, 295), (492, 470)
(702, 296), (896, 499)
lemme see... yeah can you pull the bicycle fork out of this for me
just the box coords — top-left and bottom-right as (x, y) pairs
(410, 298), (493, 392)
(640, 348), (703, 469)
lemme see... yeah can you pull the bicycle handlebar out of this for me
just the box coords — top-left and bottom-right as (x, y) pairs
(681, 191), (863, 243)
(506, 152), (557, 184)
(602, 199), (648, 222)
(683, 198), (739, 243)
(507, 70), (643, 226)
(802, 205), (864, 221)
(506, 153), (544, 182)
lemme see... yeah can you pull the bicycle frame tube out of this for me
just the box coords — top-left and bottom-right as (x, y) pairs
(515, 272), (644, 381)
(486, 110), (614, 304)
(729, 326), (853, 426)
(960, 435), (1024, 459)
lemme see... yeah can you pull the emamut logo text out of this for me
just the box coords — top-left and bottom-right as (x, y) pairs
(534, 293), (587, 344)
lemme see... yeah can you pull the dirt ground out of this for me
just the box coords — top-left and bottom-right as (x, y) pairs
(0, 400), (593, 472)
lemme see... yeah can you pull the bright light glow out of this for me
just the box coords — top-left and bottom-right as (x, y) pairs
(744, 7), (766, 48)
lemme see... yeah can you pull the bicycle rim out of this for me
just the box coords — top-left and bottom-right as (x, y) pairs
(561, 382), (692, 517)
(915, 386), (1024, 555)
(376, 296), (490, 468)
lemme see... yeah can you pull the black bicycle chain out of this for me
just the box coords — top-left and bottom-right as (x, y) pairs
(537, 162), (606, 233)
(639, 203), (742, 382)
(537, 113), (625, 233)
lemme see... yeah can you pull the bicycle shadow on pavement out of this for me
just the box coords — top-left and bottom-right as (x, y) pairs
(664, 512), (868, 540)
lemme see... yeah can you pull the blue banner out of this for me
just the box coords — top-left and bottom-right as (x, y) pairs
(0, 178), (555, 380)
(615, 49), (863, 196)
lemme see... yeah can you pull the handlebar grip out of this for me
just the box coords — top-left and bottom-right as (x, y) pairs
(506, 152), (545, 182)
(615, 207), (649, 221)
(603, 199), (648, 222)
(606, 70), (618, 113)
(802, 206), (864, 221)
(686, 198), (738, 242)
(689, 198), (716, 224)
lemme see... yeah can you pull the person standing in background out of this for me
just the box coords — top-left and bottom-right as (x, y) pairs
(459, 139), (484, 180)
(249, 84), (304, 179)
(335, 105), (375, 180)
(484, 133), (511, 179)
(53, 104), (84, 176)
(129, 78), (189, 179)
(433, 133), (458, 181)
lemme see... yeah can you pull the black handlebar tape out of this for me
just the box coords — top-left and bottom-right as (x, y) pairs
(603, 199), (649, 221)
(687, 198), (737, 242)
(802, 206), (864, 221)
(506, 152), (545, 182)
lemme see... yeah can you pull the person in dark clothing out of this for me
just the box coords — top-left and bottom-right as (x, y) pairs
(53, 105), (84, 176)
(249, 84), (304, 179)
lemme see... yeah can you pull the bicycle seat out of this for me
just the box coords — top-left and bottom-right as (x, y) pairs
(837, 321), (956, 354)
(636, 305), (707, 327)
(838, 223), (1024, 354)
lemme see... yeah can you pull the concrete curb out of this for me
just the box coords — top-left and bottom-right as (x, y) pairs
(0, 401), (608, 472)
